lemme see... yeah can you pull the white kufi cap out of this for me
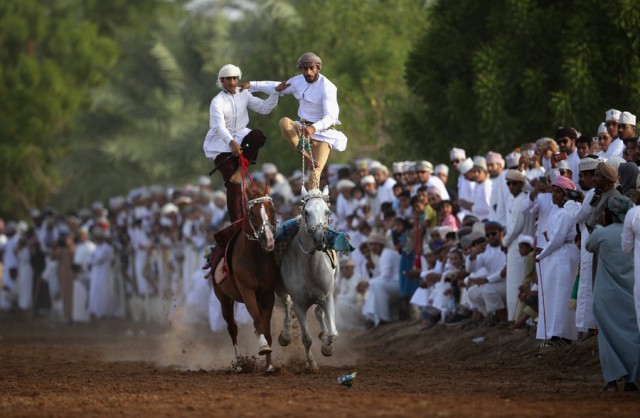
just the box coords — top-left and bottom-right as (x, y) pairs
(619, 111), (636, 126)
(597, 122), (607, 134)
(458, 158), (474, 174)
(505, 152), (521, 168)
(605, 108), (621, 122)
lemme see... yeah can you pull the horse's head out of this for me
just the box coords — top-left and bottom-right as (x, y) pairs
(245, 185), (276, 251)
(300, 186), (331, 250)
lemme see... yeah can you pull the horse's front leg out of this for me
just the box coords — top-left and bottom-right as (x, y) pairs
(293, 303), (317, 370)
(260, 289), (276, 372)
(319, 294), (339, 357)
(277, 291), (293, 347)
(239, 289), (272, 356)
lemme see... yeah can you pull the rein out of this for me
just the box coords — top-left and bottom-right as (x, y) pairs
(298, 133), (317, 189)
(236, 154), (275, 247)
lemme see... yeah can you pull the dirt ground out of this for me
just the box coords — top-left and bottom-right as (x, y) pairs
(1, 313), (638, 418)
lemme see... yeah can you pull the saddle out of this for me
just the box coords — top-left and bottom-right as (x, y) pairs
(208, 221), (243, 285)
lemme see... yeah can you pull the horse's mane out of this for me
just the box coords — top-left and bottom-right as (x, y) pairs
(245, 184), (265, 200)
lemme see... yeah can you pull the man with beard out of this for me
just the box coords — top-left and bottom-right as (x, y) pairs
(243, 52), (348, 190)
(554, 127), (580, 185)
(572, 157), (601, 337)
(588, 162), (622, 228)
(535, 176), (581, 346)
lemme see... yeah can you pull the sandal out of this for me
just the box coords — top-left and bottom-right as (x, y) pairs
(623, 382), (638, 392)
(602, 381), (618, 392)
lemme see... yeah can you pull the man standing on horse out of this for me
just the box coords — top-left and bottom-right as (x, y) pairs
(203, 64), (287, 222)
(241, 52), (348, 190)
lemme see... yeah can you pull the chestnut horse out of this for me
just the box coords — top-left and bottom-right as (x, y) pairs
(211, 184), (279, 371)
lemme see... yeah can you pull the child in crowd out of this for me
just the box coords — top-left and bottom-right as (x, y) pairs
(510, 236), (538, 331)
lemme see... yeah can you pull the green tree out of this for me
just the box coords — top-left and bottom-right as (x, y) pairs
(404, 0), (640, 162)
(0, 0), (117, 218)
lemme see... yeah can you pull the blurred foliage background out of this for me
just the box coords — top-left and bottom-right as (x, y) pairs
(2, 0), (639, 218)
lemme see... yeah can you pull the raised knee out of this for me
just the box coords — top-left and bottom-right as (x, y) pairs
(279, 117), (293, 129)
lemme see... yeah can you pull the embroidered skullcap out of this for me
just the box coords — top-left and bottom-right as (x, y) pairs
(91, 200), (104, 211)
(505, 169), (527, 183)
(595, 162), (618, 183)
(29, 208), (41, 219)
(557, 160), (571, 171)
(620, 111), (637, 126)
(370, 164), (389, 175)
(404, 161), (415, 173)
(607, 195), (634, 223)
(552, 175), (576, 191)
(472, 156), (487, 171)
(208, 192), (224, 205)
(218, 64), (242, 79)
(606, 109), (621, 122)
(360, 175), (375, 186)
(579, 157), (600, 172)
(288, 170), (304, 182)
(261, 163), (277, 175)
(367, 233), (388, 246)
(458, 158), (474, 174)
(517, 235), (535, 248)
(484, 221), (504, 232)
(4, 221), (17, 234)
(555, 127), (578, 140)
(297, 52), (322, 69)
(108, 196), (125, 211)
(450, 148), (466, 161)
(606, 156), (625, 173)
(392, 162), (405, 174)
(485, 151), (504, 167)
(434, 164), (449, 176)
(336, 179), (356, 191)
(427, 186), (441, 197)
(339, 257), (355, 267)
(597, 122), (607, 135)
(505, 152), (521, 169)
(198, 175), (211, 186)
(415, 160), (433, 173)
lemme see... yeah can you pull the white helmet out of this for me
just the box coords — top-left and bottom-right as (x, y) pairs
(218, 64), (242, 79)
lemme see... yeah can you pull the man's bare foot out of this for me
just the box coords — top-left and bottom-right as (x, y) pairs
(229, 167), (243, 184)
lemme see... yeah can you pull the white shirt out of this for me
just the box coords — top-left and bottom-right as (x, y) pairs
(598, 138), (625, 159)
(467, 244), (506, 283)
(471, 178), (493, 221)
(203, 88), (279, 159)
(250, 75), (347, 150)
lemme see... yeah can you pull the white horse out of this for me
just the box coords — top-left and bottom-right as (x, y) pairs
(277, 186), (339, 369)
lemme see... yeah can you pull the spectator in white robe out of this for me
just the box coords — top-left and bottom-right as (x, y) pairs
(0, 222), (19, 311)
(604, 108), (621, 140)
(466, 221), (508, 324)
(535, 176), (580, 345)
(597, 122), (624, 159)
(181, 207), (201, 296)
(459, 157), (492, 221)
(16, 228), (34, 311)
(88, 228), (116, 318)
(454, 157), (475, 221)
(72, 227), (95, 322)
(450, 148), (475, 204)
(502, 170), (535, 321)
(360, 175), (379, 225)
(335, 258), (367, 330)
(335, 179), (358, 231)
(487, 151), (508, 226)
(411, 160), (450, 200)
(130, 218), (154, 296)
(621, 192), (640, 334)
(371, 165), (396, 205)
(572, 157), (601, 332)
(555, 127), (581, 186)
(362, 233), (401, 326)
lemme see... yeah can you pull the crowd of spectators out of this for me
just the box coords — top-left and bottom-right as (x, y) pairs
(2, 109), (640, 391)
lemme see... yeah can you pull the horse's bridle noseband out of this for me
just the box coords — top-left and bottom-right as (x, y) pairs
(245, 195), (276, 247)
(300, 193), (331, 250)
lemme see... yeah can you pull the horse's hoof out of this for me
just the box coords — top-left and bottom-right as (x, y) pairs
(317, 331), (326, 340)
(321, 345), (333, 357)
(265, 364), (275, 373)
(258, 345), (272, 355)
(278, 333), (291, 347)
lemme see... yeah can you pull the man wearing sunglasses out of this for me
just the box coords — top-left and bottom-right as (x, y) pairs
(466, 221), (508, 325)
(242, 52), (348, 190)
(554, 127), (580, 186)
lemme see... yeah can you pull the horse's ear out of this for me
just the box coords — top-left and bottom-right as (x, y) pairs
(301, 186), (308, 198)
(322, 185), (329, 197)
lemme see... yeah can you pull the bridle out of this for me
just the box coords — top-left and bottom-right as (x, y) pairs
(298, 193), (331, 253)
(244, 195), (276, 247)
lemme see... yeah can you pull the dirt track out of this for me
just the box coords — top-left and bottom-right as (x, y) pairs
(1, 315), (638, 417)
